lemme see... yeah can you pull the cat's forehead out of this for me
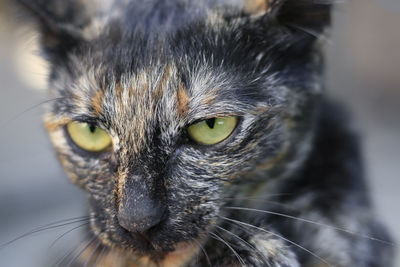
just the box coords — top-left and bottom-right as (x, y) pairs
(54, 55), (243, 125)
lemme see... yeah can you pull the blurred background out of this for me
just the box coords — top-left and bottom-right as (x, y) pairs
(0, 0), (399, 266)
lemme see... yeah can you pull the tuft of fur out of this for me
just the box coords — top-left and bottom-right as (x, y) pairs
(16, 0), (394, 266)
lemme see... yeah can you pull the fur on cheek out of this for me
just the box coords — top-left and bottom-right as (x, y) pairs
(44, 113), (111, 188)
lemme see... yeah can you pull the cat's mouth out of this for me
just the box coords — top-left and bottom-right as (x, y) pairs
(126, 232), (199, 258)
(131, 231), (155, 246)
(127, 231), (158, 252)
(140, 242), (199, 262)
(96, 218), (201, 258)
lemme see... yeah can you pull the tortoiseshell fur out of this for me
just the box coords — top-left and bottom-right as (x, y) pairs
(16, 0), (394, 266)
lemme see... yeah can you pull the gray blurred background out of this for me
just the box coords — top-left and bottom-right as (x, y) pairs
(0, 0), (399, 266)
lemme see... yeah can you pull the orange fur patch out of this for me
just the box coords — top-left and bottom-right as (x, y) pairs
(243, 0), (270, 15)
(159, 242), (199, 267)
(116, 167), (128, 208)
(155, 64), (172, 99)
(116, 83), (123, 100)
(44, 115), (70, 131)
(176, 83), (189, 117)
(202, 88), (218, 106)
(91, 90), (104, 115)
(78, 241), (199, 267)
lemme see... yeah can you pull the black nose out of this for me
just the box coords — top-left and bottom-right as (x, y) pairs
(117, 175), (166, 234)
(118, 197), (165, 233)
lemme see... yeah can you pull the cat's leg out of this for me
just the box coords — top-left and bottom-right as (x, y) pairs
(227, 205), (394, 267)
(274, 100), (396, 267)
(289, 210), (395, 267)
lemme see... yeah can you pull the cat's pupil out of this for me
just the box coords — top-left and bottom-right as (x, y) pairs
(89, 124), (96, 133)
(205, 118), (216, 129)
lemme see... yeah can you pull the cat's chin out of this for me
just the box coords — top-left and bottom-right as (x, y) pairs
(142, 242), (200, 266)
(102, 240), (200, 266)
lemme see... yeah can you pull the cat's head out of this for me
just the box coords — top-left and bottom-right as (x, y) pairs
(18, 0), (332, 262)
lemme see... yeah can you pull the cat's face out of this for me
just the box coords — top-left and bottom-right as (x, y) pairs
(20, 0), (331, 261)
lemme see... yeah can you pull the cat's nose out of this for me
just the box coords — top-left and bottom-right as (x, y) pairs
(117, 197), (166, 233)
(117, 178), (166, 234)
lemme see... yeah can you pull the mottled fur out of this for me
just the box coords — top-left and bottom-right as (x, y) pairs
(16, 0), (394, 266)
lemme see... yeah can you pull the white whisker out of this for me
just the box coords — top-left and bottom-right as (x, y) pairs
(83, 239), (101, 267)
(66, 235), (97, 267)
(49, 222), (90, 248)
(219, 215), (333, 267)
(0, 216), (90, 249)
(193, 238), (212, 267)
(210, 232), (245, 267)
(54, 241), (82, 267)
(93, 245), (107, 266)
(215, 225), (270, 267)
(286, 23), (333, 45)
(223, 206), (395, 246)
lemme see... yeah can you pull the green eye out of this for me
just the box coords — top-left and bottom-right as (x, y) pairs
(187, 117), (238, 145)
(67, 121), (112, 152)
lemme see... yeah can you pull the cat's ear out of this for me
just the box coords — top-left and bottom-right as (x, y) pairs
(244, 0), (332, 33)
(15, 0), (101, 60)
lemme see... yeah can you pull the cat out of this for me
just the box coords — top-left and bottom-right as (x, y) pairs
(12, 0), (395, 266)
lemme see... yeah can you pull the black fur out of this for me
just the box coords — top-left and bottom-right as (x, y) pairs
(14, 0), (395, 266)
